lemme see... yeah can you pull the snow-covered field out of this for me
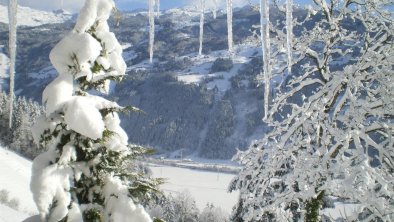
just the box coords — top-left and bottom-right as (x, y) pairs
(0, 147), (37, 221)
(177, 45), (259, 95)
(149, 163), (239, 214)
(0, 205), (29, 222)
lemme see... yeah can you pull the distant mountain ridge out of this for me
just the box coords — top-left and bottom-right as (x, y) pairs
(0, 4), (72, 27)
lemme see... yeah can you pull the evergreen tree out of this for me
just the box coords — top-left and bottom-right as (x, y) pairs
(30, 0), (160, 221)
(0, 92), (43, 158)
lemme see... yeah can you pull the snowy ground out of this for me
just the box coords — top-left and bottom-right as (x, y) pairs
(0, 147), (359, 221)
(0, 4), (71, 27)
(0, 147), (239, 220)
(0, 148), (37, 214)
(149, 163), (239, 214)
(0, 205), (29, 222)
(0, 147), (37, 221)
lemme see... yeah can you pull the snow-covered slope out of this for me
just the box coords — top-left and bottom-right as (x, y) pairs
(0, 147), (37, 218)
(0, 204), (29, 222)
(0, 4), (71, 27)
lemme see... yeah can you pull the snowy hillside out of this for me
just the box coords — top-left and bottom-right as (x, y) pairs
(0, 147), (37, 221)
(0, 5), (275, 159)
(0, 4), (71, 27)
(0, 205), (29, 222)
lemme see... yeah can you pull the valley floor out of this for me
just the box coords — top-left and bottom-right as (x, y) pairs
(149, 163), (239, 213)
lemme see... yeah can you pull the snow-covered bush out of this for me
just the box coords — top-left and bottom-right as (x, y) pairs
(147, 190), (230, 222)
(230, 0), (393, 221)
(147, 190), (200, 222)
(199, 203), (229, 222)
(30, 0), (160, 221)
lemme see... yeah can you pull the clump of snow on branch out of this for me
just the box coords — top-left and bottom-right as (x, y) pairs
(8, 0), (17, 128)
(31, 0), (153, 221)
(103, 176), (152, 221)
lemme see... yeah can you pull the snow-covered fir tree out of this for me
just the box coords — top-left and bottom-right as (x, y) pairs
(30, 0), (161, 221)
(230, 0), (393, 221)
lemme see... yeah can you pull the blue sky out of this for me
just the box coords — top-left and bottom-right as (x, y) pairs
(15, 0), (312, 13)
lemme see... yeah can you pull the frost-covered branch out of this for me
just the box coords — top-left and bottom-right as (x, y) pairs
(231, 1), (394, 221)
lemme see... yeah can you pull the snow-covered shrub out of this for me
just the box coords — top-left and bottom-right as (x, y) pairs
(30, 0), (160, 221)
(230, 1), (393, 221)
(147, 190), (200, 222)
(199, 204), (229, 222)
(170, 190), (200, 222)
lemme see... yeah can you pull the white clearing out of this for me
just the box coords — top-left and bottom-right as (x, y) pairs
(0, 147), (37, 216)
(149, 163), (239, 214)
(177, 44), (258, 94)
